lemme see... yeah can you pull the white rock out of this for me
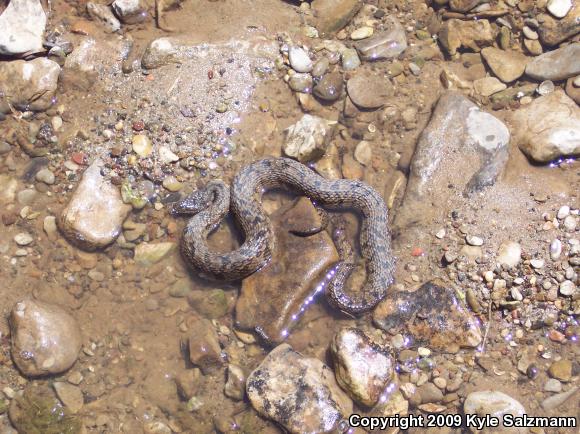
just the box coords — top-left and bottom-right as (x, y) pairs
(550, 239), (562, 260)
(351, 26), (374, 40)
(544, 378), (562, 393)
(497, 241), (522, 267)
(112, 0), (147, 24)
(559, 280), (576, 296)
(464, 391), (526, 433)
(547, 0), (572, 18)
(14, 233), (33, 246)
(0, 58), (61, 113)
(466, 235), (483, 246)
(288, 46), (313, 73)
(563, 215), (577, 231)
(354, 141), (372, 166)
(58, 159), (131, 250)
(530, 259), (545, 269)
(0, 0), (47, 56)
(283, 114), (336, 162)
(159, 146), (179, 164)
(557, 205), (570, 219)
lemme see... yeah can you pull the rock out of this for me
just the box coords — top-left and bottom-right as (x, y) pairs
(351, 26), (374, 40)
(496, 241), (522, 267)
(247, 343), (352, 433)
(224, 364), (246, 401)
(134, 242), (176, 266)
(159, 146), (179, 164)
(187, 288), (230, 319)
(544, 378), (563, 393)
(142, 37), (181, 69)
(538, 3), (580, 47)
(474, 77), (507, 96)
(438, 19), (495, 56)
(58, 160), (131, 250)
(355, 16), (407, 61)
(373, 280), (483, 352)
(112, 0), (148, 24)
(311, 57), (330, 77)
(0, 0), (46, 56)
(565, 76), (580, 104)
(283, 114), (336, 162)
(547, 0), (573, 19)
(481, 47), (529, 83)
(560, 280), (576, 296)
(449, 0), (484, 12)
(541, 387), (579, 411)
(132, 134), (153, 157)
(341, 48), (361, 70)
(86, 2), (121, 32)
(14, 233), (33, 246)
(330, 328), (395, 407)
(347, 73), (394, 109)
(288, 72), (313, 93)
(510, 90), (580, 163)
(9, 383), (81, 433)
(288, 46), (313, 73)
(548, 359), (572, 382)
(10, 299), (82, 377)
(525, 43), (580, 81)
(187, 318), (223, 374)
(354, 141), (372, 166)
(464, 391), (526, 433)
(313, 71), (344, 102)
(17, 189), (37, 205)
(35, 168), (55, 185)
(236, 198), (339, 343)
(63, 36), (132, 90)
(418, 383), (444, 404)
(0, 58), (60, 114)
(394, 91), (509, 247)
(310, 0), (363, 36)
(53, 382), (84, 413)
(43, 216), (58, 241)
(524, 39), (543, 56)
(523, 26), (539, 40)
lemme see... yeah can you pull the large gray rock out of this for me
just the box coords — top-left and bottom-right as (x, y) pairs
(525, 43), (580, 81)
(58, 160), (131, 251)
(246, 344), (352, 434)
(0, 0), (46, 56)
(10, 298), (82, 377)
(510, 90), (580, 163)
(283, 114), (337, 162)
(355, 16), (407, 61)
(394, 91), (509, 246)
(0, 58), (60, 114)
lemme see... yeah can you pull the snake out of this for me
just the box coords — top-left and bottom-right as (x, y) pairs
(170, 157), (395, 314)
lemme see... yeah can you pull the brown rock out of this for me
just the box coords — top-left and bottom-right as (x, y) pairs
(187, 317), (223, 374)
(347, 73), (394, 109)
(373, 280), (483, 352)
(449, 0), (485, 12)
(236, 198), (339, 343)
(310, 0), (363, 36)
(438, 19), (495, 56)
(548, 360), (572, 382)
(538, 3), (580, 46)
(481, 47), (529, 83)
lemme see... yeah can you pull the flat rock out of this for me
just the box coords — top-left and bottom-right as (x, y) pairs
(347, 73), (394, 109)
(310, 0), (362, 36)
(355, 16), (407, 61)
(510, 89), (580, 163)
(58, 160), (131, 251)
(438, 19), (495, 56)
(538, 3), (580, 46)
(112, 0), (148, 24)
(246, 343), (352, 433)
(0, 0), (46, 56)
(0, 58), (60, 114)
(330, 328), (395, 407)
(134, 242), (176, 266)
(313, 71), (344, 102)
(283, 114), (336, 162)
(481, 47), (529, 83)
(449, 0), (485, 12)
(474, 77), (506, 97)
(10, 298), (82, 377)
(464, 391), (526, 433)
(63, 36), (132, 90)
(393, 91), (509, 247)
(525, 43), (580, 81)
(236, 198), (339, 343)
(373, 279), (483, 353)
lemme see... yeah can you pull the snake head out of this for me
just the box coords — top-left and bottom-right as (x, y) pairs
(169, 190), (213, 216)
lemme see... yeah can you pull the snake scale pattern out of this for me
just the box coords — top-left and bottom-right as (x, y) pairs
(171, 157), (395, 313)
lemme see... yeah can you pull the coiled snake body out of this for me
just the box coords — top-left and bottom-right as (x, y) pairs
(171, 157), (395, 313)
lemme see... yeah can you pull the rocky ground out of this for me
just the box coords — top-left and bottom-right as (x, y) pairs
(0, 0), (579, 433)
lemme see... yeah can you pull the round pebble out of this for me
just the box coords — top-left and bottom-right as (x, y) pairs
(351, 26), (374, 40)
(537, 80), (555, 96)
(550, 239), (562, 260)
(313, 72), (343, 102)
(557, 205), (570, 220)
(530, 259), (545, 269)
(132, 134), (153, 157)
(563, 215), (577, 231)
(544, 378), (563, 393)
(14, 233), (33, 246)
(559, 280), (575, 296)
(466, 235), (483, 246)
(354, 141), (372, 166)
(288, 46), (313, 73)
(35, 168), (55, 185)
(522, 26), (539, 40)
(289, 73), (313, 93)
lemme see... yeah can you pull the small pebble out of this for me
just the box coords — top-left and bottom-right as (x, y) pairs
(132, 135), (153, 157)
(435, 229), (445, 239)
(35, 168), (55, 185)
(544, 378), (562, 393)
(351, 26), (374, 40)
(466, 235), (483, 246)
(288, 46), (313, 73)
(557, 206), (570, 220)
(550, 239), (562, 260)
(559, 280), (575, 296)
(522, 26), (539, 40)
(14, 233), (33, 246)
(530, 259), (544, 269)
(563, 215), (577, 231)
